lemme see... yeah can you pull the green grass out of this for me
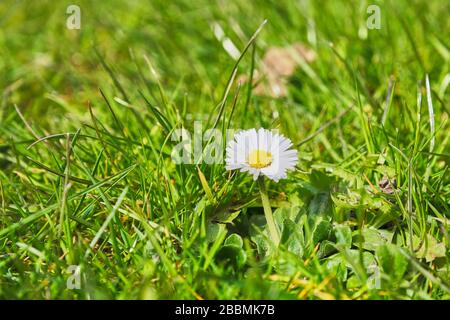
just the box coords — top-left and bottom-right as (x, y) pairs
(0, 0), (449, 299)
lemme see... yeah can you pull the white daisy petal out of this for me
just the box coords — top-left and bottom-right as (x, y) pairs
(225, 128), (298, 182)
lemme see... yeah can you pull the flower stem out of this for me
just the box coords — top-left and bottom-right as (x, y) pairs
(258, 176), (280, 246)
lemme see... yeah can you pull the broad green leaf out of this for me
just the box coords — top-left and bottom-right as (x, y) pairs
(281, 218), (305, 258)
(346, 275), (361, 289)
(309, 170), (336, 192)
(249, 215), (271, 257)
(274, 206), (303, 225)
(250, 207), (306, 258)
(342, 249), (376, 270)
(326, 253), (348, 282)
(308, 192), (333, 218)
(398, 232), (446, 262)
(332, 191), (362, 209)
(206, 221), (225, 243)
(376, 244), (409, 281)
(334, 224), (352, 248)
(317, 240), (336, 258)
(353, 227), (393, 251)
(414, 234), (446, 262)
(224, 233), (244, 247)
(217, 234), (247, 268)
(311, 217), (332, 244)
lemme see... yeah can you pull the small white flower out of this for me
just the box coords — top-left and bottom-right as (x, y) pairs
(225, 128), (298, 182)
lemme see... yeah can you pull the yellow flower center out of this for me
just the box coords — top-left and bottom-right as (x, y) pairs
(247, 149), (273, 169)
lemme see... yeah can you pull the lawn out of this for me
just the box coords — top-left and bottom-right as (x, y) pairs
(0, 0), (449, 299)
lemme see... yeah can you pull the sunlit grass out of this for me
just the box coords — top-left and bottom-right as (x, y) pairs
(0, 0), (449, 299)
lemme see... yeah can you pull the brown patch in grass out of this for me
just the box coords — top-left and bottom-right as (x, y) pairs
(238, 43), (316, 98)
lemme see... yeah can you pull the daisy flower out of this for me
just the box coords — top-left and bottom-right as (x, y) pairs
(225, 128), (298, 182)
(225, 128), (298, 246)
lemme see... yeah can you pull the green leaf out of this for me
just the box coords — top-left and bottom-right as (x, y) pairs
(311, 164), (359, 183)
(250, 207), (306, 258)
(274, 206), (303, 225)
(308, 192), (333, 218)
(281, 218), (305, 258)
(249, 215), (270, 257)
(342, 249), (377, 270)
(376, 244), (409, 281)
(206, 221), (225, 243)
(217, 234), (247, 268)
(414, 234), (446, 262)
(353, 227), (393, 251)
(197, 167), (215, 204)
(334, 224), (352, 248)
(399, 232), (447, 262)
(325, 253), (348, 282)
(374, 165), (396, 179)
(331, 191), (362, 209)
(309, 170), (336, 192)
(224, 233), (244, 247)
(311, 217), (332, 244)
(212, 210), (241, 224)
(277, 252), (304, 276)
(346, 275), (361, 289)
(317, 240), (336, 258)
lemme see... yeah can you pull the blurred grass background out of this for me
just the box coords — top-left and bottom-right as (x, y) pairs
(2, 0), (448, 126)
